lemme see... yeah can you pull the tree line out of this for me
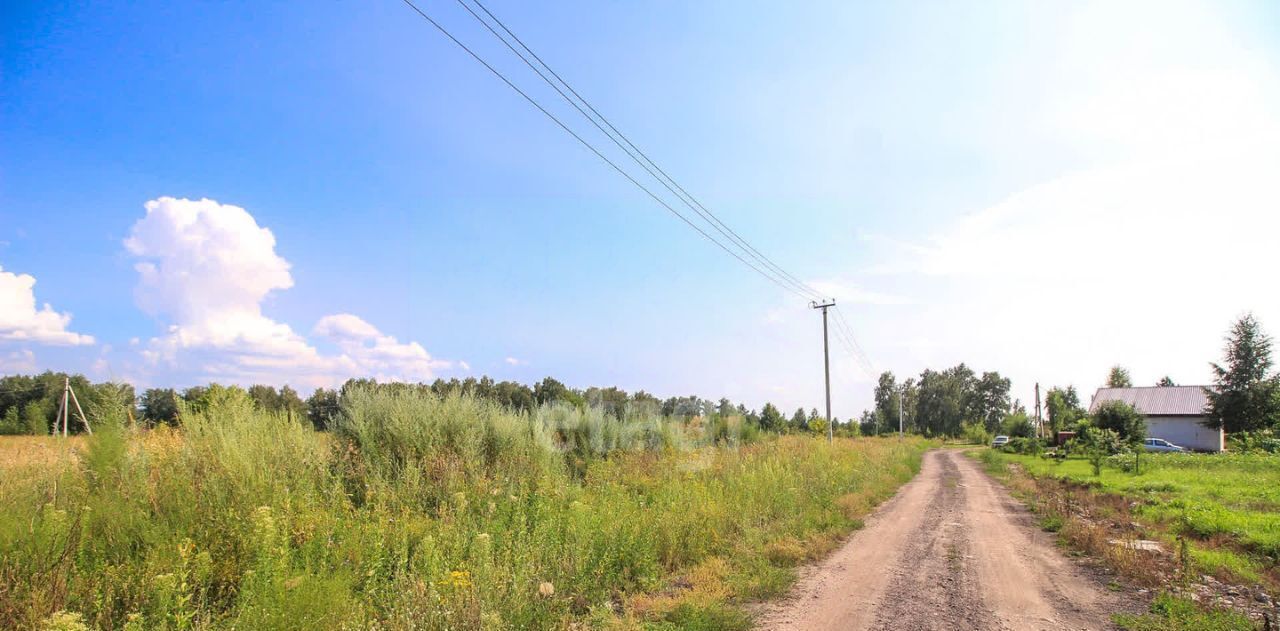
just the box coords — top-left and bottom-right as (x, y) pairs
(858, 364), (1018, 438)
(0, 373), (848, 437)
(0, 373), (135, 435)
(7, 315), (1274, 440)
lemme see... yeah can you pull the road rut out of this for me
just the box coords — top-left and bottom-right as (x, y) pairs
(754, 449), (1139, 630)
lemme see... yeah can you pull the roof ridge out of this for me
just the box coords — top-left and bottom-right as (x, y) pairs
(1095, 385), (1210, 390)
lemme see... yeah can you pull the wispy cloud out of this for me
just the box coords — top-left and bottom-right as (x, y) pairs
(0, 349), (36, 373)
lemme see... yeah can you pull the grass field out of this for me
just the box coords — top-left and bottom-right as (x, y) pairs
(0, 388), (930, 630)
(980, 448), (1279, 630)
(981, 450), (1280, 587)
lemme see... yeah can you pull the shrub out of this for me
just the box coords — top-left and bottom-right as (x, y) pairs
(0, 407), (23, 435)
(1092, 400), (1145, 445)
(1001, 437), (1046, 456)
(1070, 427), (1128, 475)
(1227, 429), (1280, 453)
(961, 421), (990, 446)
(1076, 427), (1128, 455)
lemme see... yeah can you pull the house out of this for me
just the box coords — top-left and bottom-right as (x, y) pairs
(1089, 386), (1224, 452)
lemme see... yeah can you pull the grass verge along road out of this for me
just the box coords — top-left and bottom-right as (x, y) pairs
(981, 449), (1278, 629)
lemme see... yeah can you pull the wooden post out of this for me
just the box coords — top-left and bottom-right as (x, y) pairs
(1034, 382), (1042, 439)
(54, 383), (67, 436)
(61, 377), (70, 437)
(68, 382), (92, 435)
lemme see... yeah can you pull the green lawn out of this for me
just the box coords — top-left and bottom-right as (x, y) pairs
(983, 450), (1280, 584)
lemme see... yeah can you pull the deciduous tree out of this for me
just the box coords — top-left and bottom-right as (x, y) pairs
(306, 388), (340, 431)
(1092, 400), (1145, 445)
(873, 371), (899, 429)
(973, 371), (1012, 432)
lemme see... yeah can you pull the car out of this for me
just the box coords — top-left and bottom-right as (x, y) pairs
(1143, 438), (1185, 453)
(991, 435), (1010, 448)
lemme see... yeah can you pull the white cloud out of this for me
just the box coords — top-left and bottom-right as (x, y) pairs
(0, 349), (36, 373)
(504, 356), (525, 366)
(0, 266), (95, 346)
(315, 314), (450, 381)
(126, 197), (294, 325)
(125, 197), (449, 387)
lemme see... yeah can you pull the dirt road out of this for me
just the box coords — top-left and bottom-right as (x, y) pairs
(755, 449), (1140, 630)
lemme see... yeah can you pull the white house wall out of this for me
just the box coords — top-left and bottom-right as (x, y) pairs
(1144, 416), (1224, 452)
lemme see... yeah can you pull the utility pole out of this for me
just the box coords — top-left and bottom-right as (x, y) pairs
(54, 376), (92, 437)
(898, 389), (904, 438)
(1034, 382), (1041, 440)
(811, 299), (836, 443)
(56, 378), (68, 437)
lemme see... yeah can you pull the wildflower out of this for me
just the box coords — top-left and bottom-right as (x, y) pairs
(538, 581), (555, 598)
(438, 570), (472, 590)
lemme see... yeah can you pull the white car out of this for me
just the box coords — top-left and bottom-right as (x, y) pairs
(991, 435), (1010, 448)
(1143, 438), (1184, 453)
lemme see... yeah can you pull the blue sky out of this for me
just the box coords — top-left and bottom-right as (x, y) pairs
(3, 0), (1279, 418)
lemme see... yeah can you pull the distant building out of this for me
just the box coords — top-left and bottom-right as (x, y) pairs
(1089, 386), (1224, 452)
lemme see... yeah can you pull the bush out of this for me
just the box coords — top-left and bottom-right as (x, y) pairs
(1071, 427), (1128, 475)
(0, 403), (46, 435)
(1001, 437), (1046, 456)
(0, 407), (23, 435)
(961, 421), (990, 446)
(1228, 430), (1280, 453)
(1092, 400), (1145, 445)
(1075, 426), (1128, 455)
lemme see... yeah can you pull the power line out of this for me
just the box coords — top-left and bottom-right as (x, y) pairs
(397, 0), (884, 413)
(460, 0), (828, 303)
(832, 310), (872, 372)
(397, 0), (822, 302)
(831, 305), (876, 377)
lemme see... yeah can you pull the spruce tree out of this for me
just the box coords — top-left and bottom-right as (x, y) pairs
(1204, 314), (1280, 432)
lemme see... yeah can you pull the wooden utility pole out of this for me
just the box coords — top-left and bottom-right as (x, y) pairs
(898, 389), (904, 438)
(1034, 382), (1042, 439)
(811, 299), (836, 443)
(54, 376), (92, 436)
(55, 380), (67, 436)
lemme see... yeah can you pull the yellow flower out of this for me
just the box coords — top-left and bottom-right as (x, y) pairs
(438, 570), (472, 590)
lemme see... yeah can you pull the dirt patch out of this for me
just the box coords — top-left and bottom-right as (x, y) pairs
(753, 449), (1143, 630)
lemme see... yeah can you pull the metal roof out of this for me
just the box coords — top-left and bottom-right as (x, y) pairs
(1089, 386), (1210, 416)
